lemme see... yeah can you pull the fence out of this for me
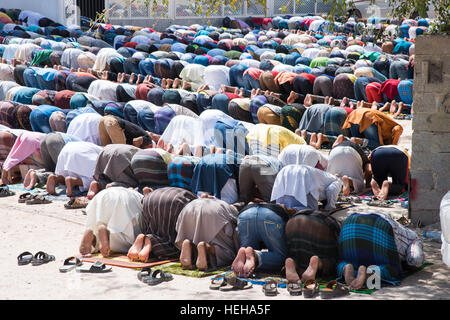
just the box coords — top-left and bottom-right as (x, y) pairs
(103, 0), (331, 28)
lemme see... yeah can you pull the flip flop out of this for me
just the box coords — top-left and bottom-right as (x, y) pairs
(143, 269), (173, 286)
(76, 260), (112, 273)
(17, 251), (34, 265)
(18, 192), (33, 203)
(302, 279), (320, 298)
(287, 280), (302, 296)
(64, 197), (89, 209)
(319, 280), (350, 299)
(219, 275), (253, 291)
(209, 275), (227, 290)
(0, 185), (15, 198)
(31, 251), (55, 266)
(59, 256), (83, 273)
(262, 280), (278, 296)
(26, 194), (52, 205)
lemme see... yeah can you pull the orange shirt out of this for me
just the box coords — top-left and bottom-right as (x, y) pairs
(342, 108), (403, 145)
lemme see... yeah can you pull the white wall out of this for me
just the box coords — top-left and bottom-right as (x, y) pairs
(1, 0), (74, 25)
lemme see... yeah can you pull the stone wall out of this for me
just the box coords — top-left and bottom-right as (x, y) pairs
(410, 34), (450, 226)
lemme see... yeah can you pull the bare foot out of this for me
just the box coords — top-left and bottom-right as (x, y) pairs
(378, 180), (390, 200)
(79, 229), (96, 256)
(172, 78), (181, 88)
(65, 176), (81, 197)
(98, 225), (110, 257)
(138, 235), (152, 262)
(342, 175), (352, 196)
(128, 234), (145, 261)
(231, 247), (246, 277)
(196, 241), (208, 271)
(301, 255), (321, 282)
(24, 169), (37, 190)
(389, 100), (397, 114)
(343, 263), (355, 286)
(371, 179), (381, 198)
(129, 73), (136, 84)
(182, 80), (191, 91)
(285, 257), (300, 283)
(143, 187), (153, 196)
(371, 101), (378, 110)
(46, 174), (57, 195)
(87, 181), (100, 200)
(287, 91), (300, 104)
(332, 134), (345, 148)
(180, 239), (194, 269)
(243, 247), (257, 277)
(349, 265), (368, 290)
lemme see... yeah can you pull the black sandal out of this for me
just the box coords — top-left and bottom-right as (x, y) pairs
(76, 260), (112, 273)
(137, 267), (152, 282)
(262, 280), (278, 296)
(287, 280), (302, 296)
(303, 279), (320, 298)
(144, 269), (173, 286)
(17, 251), (34, 265)
(319, 280), (350, 299)
(18, 192), (32, 203)
(219, 275), (253, 291)
(0, 184), (15, 198)
(31, 251), (55, 266)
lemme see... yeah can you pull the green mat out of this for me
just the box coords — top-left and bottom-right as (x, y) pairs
(158, 262), (231, 278)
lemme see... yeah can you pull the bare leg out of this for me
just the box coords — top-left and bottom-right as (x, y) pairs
(341, 175), (354, 196)
(24, 169), (38, 190)
(46, 174), (65, 195)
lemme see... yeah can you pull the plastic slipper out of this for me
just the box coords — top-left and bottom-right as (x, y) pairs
(137, 267), (152, 282)
(76, 260), (112, 273)
(303, 279), (320, 298)
(220, 275), (252, 291)
(59, 256), (83, 273)
(26, 194), (52, 205)
(18, 192), (33, 203)
(367, 199), (394, 208)
(0, 185), (15, 198)
(64, 197), (89, 209)
(144, 269), (173, 286)
(262, 280), (278, 296)
(287, 280), (302, 296)
(17, 251), (34, 265)
(31, 251), (55, 266)
(209, 275), (227, 290)
(319, 280), (350, 299)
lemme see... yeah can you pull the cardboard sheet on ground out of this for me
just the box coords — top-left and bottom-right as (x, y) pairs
(76, 253), (178, 269)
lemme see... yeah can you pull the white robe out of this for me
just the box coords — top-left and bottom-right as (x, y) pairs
(85, 187), (143, 253)
(278, 144), (328, 169)
(66, 113), (102, 145)
(327, 145), (365, 193)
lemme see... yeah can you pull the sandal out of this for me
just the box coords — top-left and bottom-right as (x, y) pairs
(64, 197), (89, 209)
(302, 279), (320, 298)
(26, 194), (52, 205)
(17, 251), (34, 265)
(18, 192), (33, 203)
(137, 267), (152, 282)
(287, 280), (302, 296)
(144, 269), (173, 286)
(262, 280), (278, 296)
(219, 275), (253, 291)
(319, 280), (350, 299)
(31, 251), (55, 266)
(59, 256), (83, 273)
(76, 260), (112, 273)
(210, 274), (227, 290)
(0, 184), (15, 198)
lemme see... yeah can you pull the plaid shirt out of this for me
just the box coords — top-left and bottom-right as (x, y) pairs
(168, 156), (200, 190)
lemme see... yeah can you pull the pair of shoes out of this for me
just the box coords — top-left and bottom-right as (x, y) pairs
(20, 193), (52, 205)
(0, 184), (15, 197)
(59, 256), (83, 272)
(17, 251), (55, 266)
(302, 279), (350, 299)
(138, 267), (173, 286)
(210, 274), (253, 291)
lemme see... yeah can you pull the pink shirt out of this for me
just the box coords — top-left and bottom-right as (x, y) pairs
(3, 131), (45, 171)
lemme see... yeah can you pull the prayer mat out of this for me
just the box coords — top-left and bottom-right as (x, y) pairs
(76, 253), (178, 269)
(158, 262), (231, 278)
(7, 183), (70, 201)
(358, 190), (408, 203)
